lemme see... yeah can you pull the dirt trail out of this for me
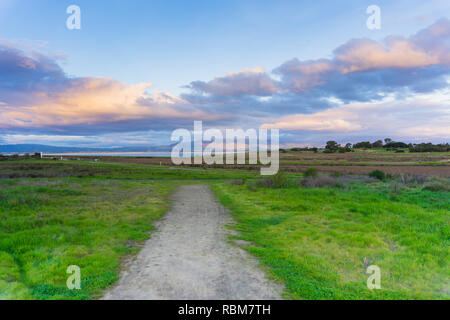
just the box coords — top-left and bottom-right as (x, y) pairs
(102, 185), (283, 300)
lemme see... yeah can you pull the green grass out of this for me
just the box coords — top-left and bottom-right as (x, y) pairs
(0, 159), (261, 180)
(280, 161), (448, 166)
(211, 181), (449, 299)
(0, 160), (262, 300)
(0, 177), (177, 299)
(1, 159), (448, 300)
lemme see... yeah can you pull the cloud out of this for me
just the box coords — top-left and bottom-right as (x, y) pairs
(334, 38), (440, 73)
(262, 111), (362, 132)
(184, 67), (277, 98)
(262, 90), (450, 141)
(180, 18), (450, 122)
(0, 44), (223, 134)
(0, 43), (69, 106)
(1, 19), (449, 146)
(273, 18), (450, 101)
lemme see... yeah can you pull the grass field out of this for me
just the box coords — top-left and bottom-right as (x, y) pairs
(66, 151), (450, 177)
(211, 180), (449, 299)
(0, 160), (262, 180)
(0, 176), (178, 299)
(0, 157), (448, 299)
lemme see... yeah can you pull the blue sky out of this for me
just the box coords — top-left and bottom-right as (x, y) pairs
(0, 0), (449, 147)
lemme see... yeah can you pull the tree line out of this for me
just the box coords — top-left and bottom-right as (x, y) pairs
(323, 138), (449, 153)
(283, 138), (449, 153)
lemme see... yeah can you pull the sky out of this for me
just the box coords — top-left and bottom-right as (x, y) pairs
(0, 0), (449, 147)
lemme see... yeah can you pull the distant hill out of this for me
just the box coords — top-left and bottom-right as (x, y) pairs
(0, 144), (174, 153)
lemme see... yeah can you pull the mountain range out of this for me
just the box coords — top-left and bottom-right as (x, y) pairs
(0, 144), (174, 153)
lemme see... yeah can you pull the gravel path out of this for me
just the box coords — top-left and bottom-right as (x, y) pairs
(102, 185), (283, 300)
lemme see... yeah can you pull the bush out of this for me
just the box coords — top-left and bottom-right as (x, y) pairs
(397, 174), (427, 185)
(269, 169), (290, 188)
(300, 175), (341, 188)
(230, 179), (246, 186)
(254, 179), (272, 188)
(422, 179), (450, 192)
(254, 170), (291, 189)
(246, 182), (258, 191)
(331, 171), (341, 178)
(304, 168), (318, 178)
(368, 170), (385, 181)
(389, 182), (406, 194)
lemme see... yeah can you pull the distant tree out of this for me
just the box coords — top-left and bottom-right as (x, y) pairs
(384, 138), (392, 144)
(384, 141), (408, 149)
(325, 141), (340, 153)
(353, 141), (372, 149)
(372, 140), (383, 148)
(290, 147), (318, 152)
(341, 143), (353, 153)
(409, 143), (450, 153)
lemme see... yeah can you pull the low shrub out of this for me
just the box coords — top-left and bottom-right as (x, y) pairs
(230, 179), (246, 186)
(422, 179), (450, 192)
(246, 182), (258, 191)
(269, 169), (290, 189)
(368, 169), (385, 181)
(389, 182), (406, 194)
(304, 168), (318, 178)
(253, 178), (271, 188)
(337, 175), (377, 184)
(331, 171), (341, 178)
(252, 170), (291, 189)
(397, 174), (428, 185)
(300, 175), (341, 188)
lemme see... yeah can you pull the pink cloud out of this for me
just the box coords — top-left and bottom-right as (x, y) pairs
(262, 91), (450, 138)
(335, 38), (441, 73)
(0, 77), (220, 129)
(275, 18), (450, 93)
